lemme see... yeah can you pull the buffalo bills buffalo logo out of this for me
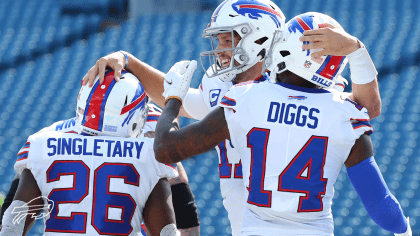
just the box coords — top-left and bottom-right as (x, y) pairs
(288, 14), (314, 56)
(232, 0), (282, 28)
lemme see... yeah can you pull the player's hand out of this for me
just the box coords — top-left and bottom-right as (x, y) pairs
(300, 23), (360, 58)
(395, 217), (412, 236)
(82, 51), (127, 87)
(162, 60), (197, 104)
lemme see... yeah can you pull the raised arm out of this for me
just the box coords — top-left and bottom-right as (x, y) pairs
(301, 23), (381, 118)
(154, 60), (230, 163)
(143, 178), (179, 236)
(154, 99), (230, 164)
(81, 51), (194, 118)
(345, 134), (411, 235)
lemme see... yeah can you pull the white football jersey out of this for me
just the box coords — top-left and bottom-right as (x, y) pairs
(219, 81), (372, 235)
(185, 70), (267, 236)
(14, 131), (177, 236)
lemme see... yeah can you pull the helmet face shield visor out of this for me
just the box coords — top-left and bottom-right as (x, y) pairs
(200, 23), (252, 79)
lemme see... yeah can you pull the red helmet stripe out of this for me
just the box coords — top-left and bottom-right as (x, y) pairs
(240, 4), (281, 17)
(83, 72), (115, 130)
(295, 17), (312, 31)
(317, 56), (345, 80)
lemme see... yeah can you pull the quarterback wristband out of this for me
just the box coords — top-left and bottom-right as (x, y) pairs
(119, 51), (129, 69)
(347, 41), (377, 85)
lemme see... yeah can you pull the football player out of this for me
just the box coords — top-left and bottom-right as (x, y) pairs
(0, 74), (199, 236)
(153, 12), (411, 236)
(0, 72), (182, 236)
(81, 1), (381, 235)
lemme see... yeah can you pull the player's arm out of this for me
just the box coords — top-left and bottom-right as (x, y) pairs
(143, 178), (180, 236)
(345, 134), (411, 235)
(0, 169), (42, 236)
(142, 128), (200, 235)
(154, 60), (230, 164)
(0, 173), (21, 225)
(301, 23), (381, 119)
(154, 98), (229, 164)
(81, 51), (193, 118)
(169, 163), (200, 236)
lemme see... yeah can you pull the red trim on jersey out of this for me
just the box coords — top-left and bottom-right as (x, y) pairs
(165, 164), (177, 170)
(17, 150), (29, 156)
(296, 158), (312, 180)
(66, 131), (78, 134)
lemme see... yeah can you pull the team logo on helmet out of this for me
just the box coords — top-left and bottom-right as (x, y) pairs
(232, 0), (282, 28)
(288, 14), (314, 34)
(121, 83), (147, 127)
(288, 14), (314, 57)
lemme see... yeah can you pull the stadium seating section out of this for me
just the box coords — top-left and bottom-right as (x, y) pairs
(0, 0), (419, 235)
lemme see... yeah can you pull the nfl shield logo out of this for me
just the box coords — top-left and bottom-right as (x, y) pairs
(304, 60), (312, 68)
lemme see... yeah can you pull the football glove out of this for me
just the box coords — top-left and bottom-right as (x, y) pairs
(163, 60), (197, 104)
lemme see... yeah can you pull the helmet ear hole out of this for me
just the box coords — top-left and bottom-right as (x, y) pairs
(277, 62), (286, 71)
(257, 48), (266, 59)
(255, 37), (268, 45)
(124, 96), (128, 107)
(280, 51), (290, 57)
(132, 123), (137, 131)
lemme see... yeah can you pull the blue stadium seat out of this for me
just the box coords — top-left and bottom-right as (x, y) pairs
(1, 0), (420, 235)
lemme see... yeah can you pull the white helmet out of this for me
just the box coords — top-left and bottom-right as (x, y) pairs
(200, 0), (285, 82)
(263, 12), (348, 89)
(76, 71), (149, 137)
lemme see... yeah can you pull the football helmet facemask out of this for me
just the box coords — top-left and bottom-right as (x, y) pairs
(200, 0), (285, 82)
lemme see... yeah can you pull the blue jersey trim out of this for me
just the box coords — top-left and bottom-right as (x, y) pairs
(275, 82), (331, 94)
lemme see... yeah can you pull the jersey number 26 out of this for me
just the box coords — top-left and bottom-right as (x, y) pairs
(46, 160), (139, 235)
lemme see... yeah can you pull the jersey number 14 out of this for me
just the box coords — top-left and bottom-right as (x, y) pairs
(247, 128), (328, 212)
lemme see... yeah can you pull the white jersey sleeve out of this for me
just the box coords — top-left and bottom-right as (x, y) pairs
(14, 138), (33, 174)
(199, 69), (233, 111)
(183, 88), (210, 120)
(218, 81), (255, 148)
(140, 138), (179, 180)
(341, 96), (373, 138)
